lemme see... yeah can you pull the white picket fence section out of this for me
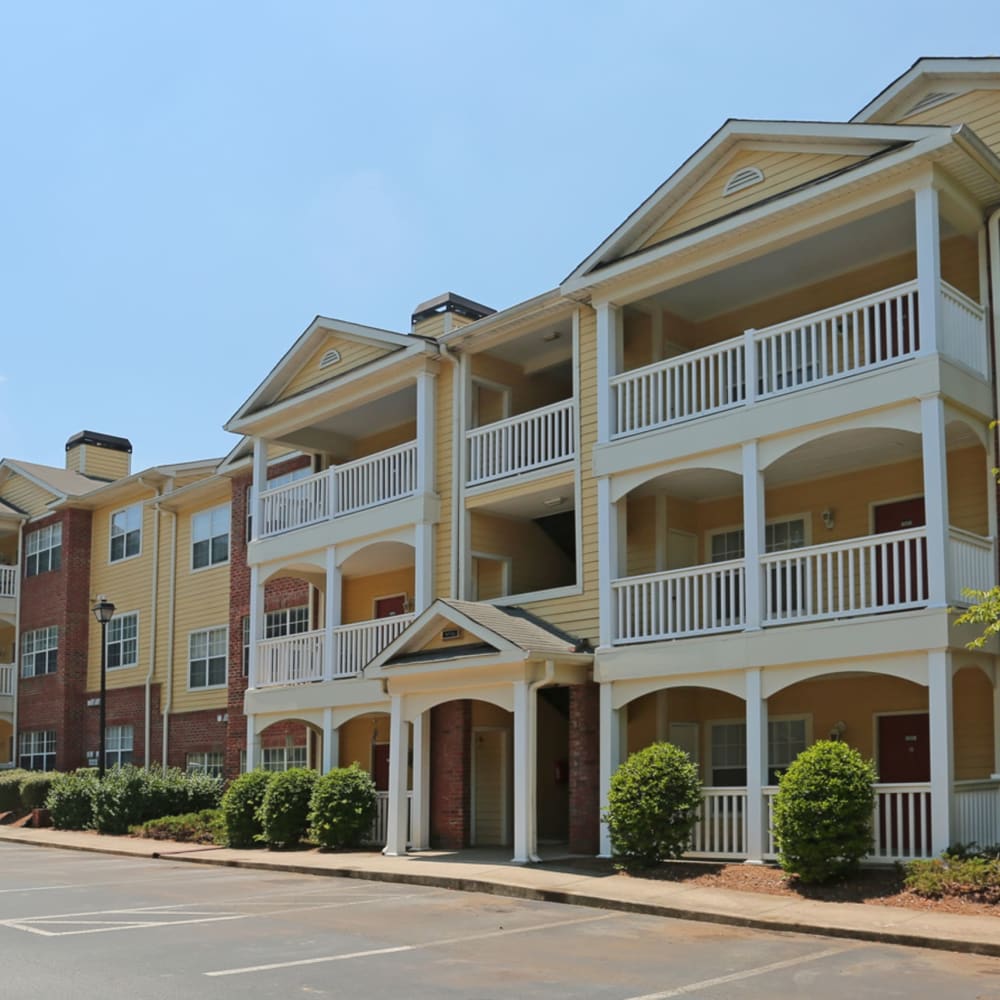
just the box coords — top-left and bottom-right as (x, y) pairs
(466, 399), (575, 486)
(0, 565), (17, 600)
(258, 442), (418, 538)
(941, 283), (989, 376)
(368, 790), (412, 846)
(333, 615), (414, 678)
(0, 663), (13, 697)
(870, 784), (934, 861)
(689, 788), (747, 858)
(954, 780), (1000, 849)
(949, 528), (994, 606)
(257, 629), (325, 687)
(612, 559), (745, 643)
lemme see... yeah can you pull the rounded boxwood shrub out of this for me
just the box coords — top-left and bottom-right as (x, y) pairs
(20, 772), (59, 810)
(772, 739), (876, 884)
(308, 764), (377, 850)
(0, 769), (30, 813)
(47, 770), (98, 830)
(220, 770), (274, 848)
(604, 742), (703, 871)
(259, 768), (317, 848)
(92, 766), (150, 834)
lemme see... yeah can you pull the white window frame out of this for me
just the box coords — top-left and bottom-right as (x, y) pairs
(106, 611), (139, 670)
(241, 615), (250, 677)
(109, 503), (142, 563)
(191, 503), (230, 571)
(188, 626), (229, 690)
(21, 626), (58, 678)
(264, 605), (310, 638)
(707, 514), (811, 562)
(186, 751), (224, 777)
(470, 552), (512, 601)
(261, 745), (307, 772)
(25, 523), (62, 577)
(105, 724), (134, 769)
(19, 730), (56, 771)
(707, 715), (811, 787)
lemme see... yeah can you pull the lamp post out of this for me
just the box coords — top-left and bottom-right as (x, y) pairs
(92, 596), (115, 779)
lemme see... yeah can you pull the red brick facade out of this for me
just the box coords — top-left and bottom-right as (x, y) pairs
(165, 707), (230, 771)
(430, 700), (472, 848)
(568, 681), (600, 855)
(81, 683), (163, 768)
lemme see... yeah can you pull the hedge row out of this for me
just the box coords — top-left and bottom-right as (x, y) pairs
(0, 769), (62, 814)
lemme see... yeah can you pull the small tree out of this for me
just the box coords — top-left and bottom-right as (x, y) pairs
(220, 770), (274, 848)
(308, 764), (377, 850)
(604, 742), (703, 871)
(259, 768), (317, 849)
(772, 739), (876, 884)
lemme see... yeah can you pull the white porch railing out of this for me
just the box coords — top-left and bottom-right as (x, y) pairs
(333, 615), (414, 678)
(762, 528), (928, 625)
(871, 783), (933, 861)
(612, 559), (745, 643)
(0, 565), (17, 600)
(258, 442), (418, 538)
(689, 787), (747, 858)
(941, 283), (989, 376)
(949, 528), (994, 606)
(954, 779), (1000, 849)
(257, 629), (325, 687)
(0, 663), (13, 697)
(368, 790), (413, 846)
(466, 399), (575, 486)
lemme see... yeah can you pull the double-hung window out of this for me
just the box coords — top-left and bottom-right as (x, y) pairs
(261, 746), (307, 772)
(189, 627), (227, 689)
(106, 612), (138, 669)
(110, 504), (142, 562)
(105, 725), (134, 768)
(19, 730), (56, 771)
(21, 626), (58, 677)
(186, 751), (224, 777)
(265, 606), (310, 638)
(192, 504), (230, 569)
(25, 523), (61, 577)
(710, 718), (808, 785)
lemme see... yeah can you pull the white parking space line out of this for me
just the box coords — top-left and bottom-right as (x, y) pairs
(621, 945), (855, 999)
(205, 912), (619, 977)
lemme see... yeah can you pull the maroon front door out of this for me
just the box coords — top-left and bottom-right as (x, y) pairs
(873, 497), (927, 607)
(372, 743), (390, 791)
(374, 594), (407, 618)
(877, 713), (930, 855)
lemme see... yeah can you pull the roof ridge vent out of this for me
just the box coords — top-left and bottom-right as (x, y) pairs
(904, 91), (958, 117)
(723, 166), (764, 197)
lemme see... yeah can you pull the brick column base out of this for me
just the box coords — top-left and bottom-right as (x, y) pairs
(569, 682), (600, 855)
(430, 700), (471, 849)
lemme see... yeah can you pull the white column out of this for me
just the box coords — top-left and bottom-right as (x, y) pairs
(410, 710), (431, 849)
(598, 477), (621, 649)
(247, 565), (264, 689)
(596, 301), (620, 443)
(742, 441), (764, 630)
(921, 395), (950, 608)
(512, 680), (533, 864)
(928, 649), (954, 855)
(415, 370), (436, 495)
(251, 436), (267, 541)
(992, 677), (1000, 779)
(245, 714), (258, 771)
(744, 668), (768, 863)
(323, 547), (340, 681)
(915, 185), (942, 356)
(414, 522), (434, 613)
(743, 330), (758, 405)
(384, 695), (409, 856)
(321, 708), (338, 773)
(598, 682), (622, 857)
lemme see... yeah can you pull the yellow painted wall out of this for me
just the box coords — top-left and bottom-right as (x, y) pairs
(0, 533), (18, 566)
(0, 623), (15, 663)
(69, 445), (130, 481)
(277, 334), (396, 402)
(900, 89), (1000, 156)
(349, 421), (417, 461)
(471, 700), (512, 728)
(470, 511), (574, 595)
(341, 568), (414, 624)
(0, 718), (11, 764)
(416, 617), (478, 653)
(638, 148), (865, 251)
(474, 557), (505, 601)
(339, 713), (390, 770)
(0, 473), (54, 518)
(470, 354), (572, 423)
(434, 361), (454, 601)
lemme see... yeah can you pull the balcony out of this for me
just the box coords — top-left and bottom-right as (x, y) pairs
(258, 442), (418, 539)
(610, 281), (987, 440)
(612, 527), (991, 645)
(0, 565), (17, 601)
(256, 615), (415, 688)
(0, 663), (13, 698)
(466, 399), (575, 487)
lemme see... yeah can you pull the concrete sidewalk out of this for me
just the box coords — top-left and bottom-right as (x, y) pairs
(1, 825), (997, 957)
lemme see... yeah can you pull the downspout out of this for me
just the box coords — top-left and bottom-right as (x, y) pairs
(527, 659), (556, 863)
(160, 505), (178, 769)
(139, 478), (162, 768)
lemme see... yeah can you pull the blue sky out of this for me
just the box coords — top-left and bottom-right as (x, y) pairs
(1, 2), (995, 471)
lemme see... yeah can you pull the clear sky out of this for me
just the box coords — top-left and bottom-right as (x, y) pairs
(1, 2), (995, 471)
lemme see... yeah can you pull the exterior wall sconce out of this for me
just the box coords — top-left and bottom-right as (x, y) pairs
(821, 508), (835, 530)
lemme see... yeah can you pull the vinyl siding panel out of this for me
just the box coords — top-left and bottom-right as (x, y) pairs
(80, 447), (130, 481)
(470, 511), (574, 595)
(277, 334), (397, 403)
(1, 473), (55, 518)
(350, 421), (417, 461)
(434, 362), (455, 600)
(900, 89), (1000, 156)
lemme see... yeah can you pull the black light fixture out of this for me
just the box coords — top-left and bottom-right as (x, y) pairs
(92, 595), (115, 779)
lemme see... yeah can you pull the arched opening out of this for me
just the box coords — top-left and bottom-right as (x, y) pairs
(0, 717), (12, 766)
(256, 718), (321, 772)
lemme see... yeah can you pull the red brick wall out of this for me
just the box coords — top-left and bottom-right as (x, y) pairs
(430, 700), (471, 848)
(80, 683), (162, 768)
(568, 681), (600, 855)
(166, 707), (230, 770)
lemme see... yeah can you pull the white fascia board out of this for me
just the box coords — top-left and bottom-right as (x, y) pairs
(561, 129), (956, 300)
(439, 288), (569, 351)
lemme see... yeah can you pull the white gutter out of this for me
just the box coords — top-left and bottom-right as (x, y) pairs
(160, 504), (178, 769)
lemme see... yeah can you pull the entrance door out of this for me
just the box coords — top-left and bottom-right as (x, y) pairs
(873, 497), (927, 607)
(374, 594), (407, 618)
(877, 713), (930, 856)
(371, 742), (390, 792)
(471, 728), (508, 846)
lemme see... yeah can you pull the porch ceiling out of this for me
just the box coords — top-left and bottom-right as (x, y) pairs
(281, 384), (416, 451)
(472, 480), (577, 519)
(341, 541), (415, 578)
(478, 318), (574, 369)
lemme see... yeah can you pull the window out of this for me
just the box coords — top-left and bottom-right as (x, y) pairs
(19, 730), (56, 771)
(768, 718), (808, 783)
(106, 612), (138, 669)
(242, 615), (250, 677)
(192, 504), (230, 569)
(261, 746), (307, 772)
(710, 518), (808, 562)
(110, 504), (142, 562)
(25, 523), (61, 577)
(186, 751), (224, 777)
(265, 606), (310, 638)
(21, 626), (58, 677)
(189, 626), (228, 689)
(710, 718), (809, 786)
(105, 725), (134, 769)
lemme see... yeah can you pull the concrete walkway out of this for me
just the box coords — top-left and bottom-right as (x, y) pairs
(1, 825), (996, 957)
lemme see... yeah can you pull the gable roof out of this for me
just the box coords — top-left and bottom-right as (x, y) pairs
(0, 459), (106, 500)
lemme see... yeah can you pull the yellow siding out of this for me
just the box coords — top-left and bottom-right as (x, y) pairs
(65, 447), (83, 474)
(434, 361), (455, 600)
(900, 89), (1000, 157)
(342, 568), (414, 624)
(412, 314), (447, 339)
(78, 446), (130, 481)
(350, 421), (417, 461)
(0, 534), (18, 566)
(0, 473), (54, 518)
(276, 334), (396, 403)
(474, 557), (505, 601)
(470, 354), (571, 421)
(470, 511), (574, 596)
(637, 149), (865, 251)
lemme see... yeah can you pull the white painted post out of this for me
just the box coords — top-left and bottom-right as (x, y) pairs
(743, 330), (758, 404)
(410, 710), (431, 850)
(245, 714), (258, 771)
(321, 708), (338, 773)
(247, 565), (264, 689)
(323, 546), (340, 681)
(928, 649), (954, 855)
(414, 522), (434, 613)
(512, 680), (532, 864)
(415, 370), (436, 495)
(915, 185), (942, 356)
(744, 668), (767, 863)
(598, 477), (619, 649)
(921, 395), (950, 608)
(251, 436), (267, 541)
(742, 441), (764, 630)
(384, 695), (409, 856)
(596, 301), (619, 443)
(598, 682), (622, 857)
(992, 674), (1000, 780)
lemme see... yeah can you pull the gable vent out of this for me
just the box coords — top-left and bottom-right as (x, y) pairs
(319, 349), (342, 369)
(904, 91), (958, 117)
(723, 166), (764, 196)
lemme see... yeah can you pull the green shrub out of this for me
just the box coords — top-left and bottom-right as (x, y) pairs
(47, 770), (98, 830)
(259, 768), (317, 848)
(604, 742), (703, 871)
(905, 851), (1000, 902)
(772, 739), (876, 884)
(0, 769), (30, 813)
(92, 766), (150, 834)
(130, 809), (225, 845)
(20, 772), (60, 810)
(220, 770), (274, 848)
(141, 767), (224, 820)
(308, 764), (377, 849)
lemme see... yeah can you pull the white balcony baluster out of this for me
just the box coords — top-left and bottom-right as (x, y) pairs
(334, 442), (418, 516)
(0, 663), (14, 697)
(333, 615), (414, 678)
(0, 565), (17, 600)
(689, 788), (748, 859)
(870, 784), (933, 861)
(940, 284), (989, 376)
(948, 527), (994, 604)
(257, 629), (326, 687)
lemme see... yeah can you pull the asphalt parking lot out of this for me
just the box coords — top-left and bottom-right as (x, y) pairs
(1, 842), (999, 999)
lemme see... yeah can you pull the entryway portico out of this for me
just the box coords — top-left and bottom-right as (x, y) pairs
(365, 599), (592, 863)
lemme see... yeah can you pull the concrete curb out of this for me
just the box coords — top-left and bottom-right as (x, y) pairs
(4, 831), (998, 959)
